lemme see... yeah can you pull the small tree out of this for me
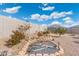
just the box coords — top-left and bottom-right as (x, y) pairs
(56, 28), (67, 36)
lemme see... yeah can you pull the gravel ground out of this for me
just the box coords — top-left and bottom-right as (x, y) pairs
(0, 34), (79, 56)
(54, 34), (79, 56)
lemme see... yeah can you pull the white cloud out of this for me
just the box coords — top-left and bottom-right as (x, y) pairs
(31, 14), (49, 21)
(42, 6), (55, 11)
(30, 11), (73, 21)
(63, 17), (74, 25)
(62, 17), (76, 27)
(40, 15), (49, 20)
(40, 3), (55, 11)
(42, 3), (48, 6)
(50, 11), (73, 19)
(63, 17), (72, 21)
(31, 14), (40, 20)
(48, 17), (78, 28)
(41, 24), (48, 26)
(3, 6), (21, 14)
(51, 21), (62, 25)
(65, 20), (74, 25)
(65, 11), (73, 15)
(49, 20), (75, 28)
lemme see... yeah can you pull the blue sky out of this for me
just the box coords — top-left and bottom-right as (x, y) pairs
(0, 3), (79, 27)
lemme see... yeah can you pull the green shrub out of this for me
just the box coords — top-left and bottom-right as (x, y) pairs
(56, 28), (67, 36)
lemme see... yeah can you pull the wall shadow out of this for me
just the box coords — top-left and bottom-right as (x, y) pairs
(73, 41), (79, 44)
(72, 36), (79, 39)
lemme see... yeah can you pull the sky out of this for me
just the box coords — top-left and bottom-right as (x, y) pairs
(0, 3), (79, 27)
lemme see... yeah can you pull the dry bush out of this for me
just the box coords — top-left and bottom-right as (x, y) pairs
(5, 30), (25, 47)
(37, 32), (43, 36)
(5, 24), (31, 47)
(37, 30), (50, 37)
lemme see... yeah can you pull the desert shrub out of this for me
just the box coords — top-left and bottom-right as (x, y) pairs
(5, 24), (31, 47)
(37, 32), (43, 36)
(37, 30), (50, 37)
(5, 30), (25, 47)
(43, 30), (49, 34)
(18, 24), (30, 32)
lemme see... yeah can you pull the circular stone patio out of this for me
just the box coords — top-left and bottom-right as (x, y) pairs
(27, 41), (58, 54)
(18, 37), (64, 56)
